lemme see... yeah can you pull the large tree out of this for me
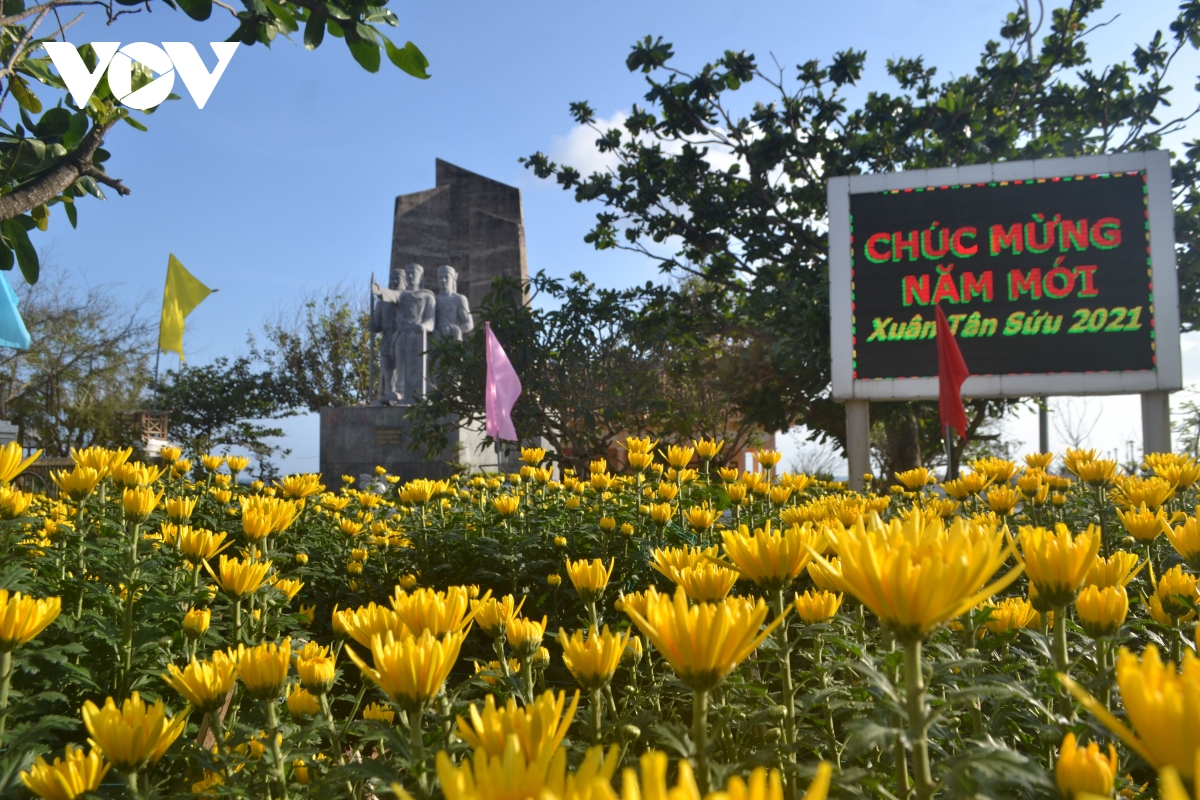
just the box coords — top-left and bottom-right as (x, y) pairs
(155, 355), (295, 475)
(0, 0), (430, 284)
(0, 266), (153, 454)
(252, 283), (373, 412)
(523, 1), (1200, 474)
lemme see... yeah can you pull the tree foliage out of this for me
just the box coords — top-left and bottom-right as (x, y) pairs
(0, 0), (430, 281)
(0, 267), (152, 455)
(254, 284), (373, 412)
(407, 272), (764, 471)
(155, 354), (294, 475)
(523, 1), (1200, 475)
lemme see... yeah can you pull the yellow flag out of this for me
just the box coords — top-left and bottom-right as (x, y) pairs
(158, 254), (212, 360)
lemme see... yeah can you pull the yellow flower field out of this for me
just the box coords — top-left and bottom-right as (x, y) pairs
(1, 439), (1198, 800)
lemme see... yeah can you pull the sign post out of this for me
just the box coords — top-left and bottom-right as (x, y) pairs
(828, 152), (1181, 490)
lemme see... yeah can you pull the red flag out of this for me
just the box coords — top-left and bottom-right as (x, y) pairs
(935, 305), (969, 439)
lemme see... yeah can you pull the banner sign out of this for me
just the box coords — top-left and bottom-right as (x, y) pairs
(827, 152), (1182, 400)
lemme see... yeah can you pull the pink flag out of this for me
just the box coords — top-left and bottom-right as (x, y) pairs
(485, 321), (522, 441)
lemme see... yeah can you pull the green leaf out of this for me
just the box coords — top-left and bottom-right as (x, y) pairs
(347, 40), (380, 73)
(0, 244), (13, 271)
(326, 19), (343, 37)
(30, 204), (47, 231)
(63, 200), (77, 229)
(264, 0), (297, 31)
(62, 112), (88, 149)
(303, 14), (325, 49)
(3, 220), (39, 283)
(122, 116), (148, 132)
(385, 40), (429, 79)
(175, 0), (212, 20)
(9, 77), (41, 113)
(34, 108), (70, 138)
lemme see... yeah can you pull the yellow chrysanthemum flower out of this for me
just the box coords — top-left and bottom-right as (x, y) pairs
(718, 522), (820, 592)
(294, 640), (336, 694)
(650, 545), (719, 578)
(792, 590), (843, 624)
(1167, 515), (1200, 571)
(507, 615), (548, 659)
(558, 626), (629, 691)
(362, 702), (395, 725)
(682, 505), (720, 532)
(1019, 524), (1100, 608)
(1075, 585), (1129, 638)
(162, 651), (239, 713)
(81, 692), (185, 772)
(121, 486), (163, 523)
(1024, 452), (1055, 470)
(177, 528), (229, 565)
(1117, 503), (1165, 542)
(818, 513), (1023, 643)
(182, 608), (210, 640)
(1056, 732), (1118, 800)
(274, 473), (325, 499)
(618, 751), (832, 800)
(1154, 566), (1199, 622)
(235, 638), (291, 700)
(392, 585), (482, 637)
(225, 455), (250, 474)
(694, 438), (723, 460)
(1062, 645), (1200, 778)
(0, 485), (32, 520)
(1113, 475), (1176, 511)
(285, 683), (321, 718)
(20, 744), (109, 800)
(164, 496), (196, 523)
(624, 587), (784, 692)
(0, 589), (60, 651)
(50, 467), (101, 503)
(565, 558), (615, 603)
(982, 597), (1039, 635)
(670, 563), (739, 603)
(0, 441), (40, 484)
(456, 689), (580, 760)
(345, 629), (466, 712)
(493, 495), (521, 518)
(1085, 551), (1144, 588)
(205, 554), (272, 600)
(894, 468), (933, 490)
(332, 602), (409, 647)
(471, 594), (525, 639)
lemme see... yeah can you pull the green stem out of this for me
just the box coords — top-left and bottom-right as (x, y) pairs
(124, 770), (143, 800)
(773, 590), (796, 751)
(264, 700), (289, 800)
(590, 688), (603, 745)
(319, 693), (345, 764)
(904, 638), (934, 800)
(1052, 605), (1073, 719)
(409, 704), (429, 798)
(0, 649), (12, 736)
(1098, 639), (1112, 710)
(494, 637), (510, 677)
(521, 658), (535, 705)
(692, 687), (710, 795)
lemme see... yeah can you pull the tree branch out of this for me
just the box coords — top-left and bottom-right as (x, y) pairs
(0, 118), (122, 221)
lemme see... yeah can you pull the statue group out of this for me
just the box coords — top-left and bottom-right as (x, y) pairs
(370, 263), (473, 405)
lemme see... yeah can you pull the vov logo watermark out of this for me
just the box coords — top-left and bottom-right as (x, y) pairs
(44, 42), (239, 111)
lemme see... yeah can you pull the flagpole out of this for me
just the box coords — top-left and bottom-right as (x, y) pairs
(944, 425), (953, 482)
(152, 347), (161, 410)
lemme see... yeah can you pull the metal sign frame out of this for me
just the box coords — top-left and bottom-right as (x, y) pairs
(828, 150), (1182, 400)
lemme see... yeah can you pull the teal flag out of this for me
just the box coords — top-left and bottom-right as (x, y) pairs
(0, 276), (30, 349)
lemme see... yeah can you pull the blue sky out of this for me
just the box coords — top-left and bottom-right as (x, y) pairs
(26, 0), (1200, 473)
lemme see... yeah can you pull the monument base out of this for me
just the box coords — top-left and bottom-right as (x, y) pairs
(319, 406), (519, 483)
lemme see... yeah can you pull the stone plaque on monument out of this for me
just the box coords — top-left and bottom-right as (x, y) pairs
(319, 160), (528, 481)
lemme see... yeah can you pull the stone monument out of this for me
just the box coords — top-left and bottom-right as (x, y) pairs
(320, 160), (528, 481)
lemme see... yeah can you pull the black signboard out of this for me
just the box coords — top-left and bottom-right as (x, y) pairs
(850, 172), (1155, 380)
